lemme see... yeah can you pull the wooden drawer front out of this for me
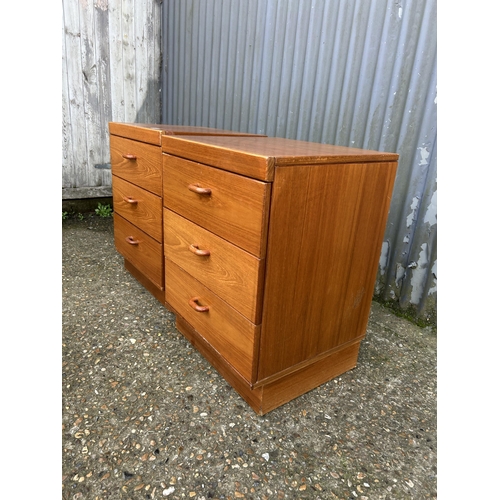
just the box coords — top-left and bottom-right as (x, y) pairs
(166, 260), (258, 383)
(110, 135), (162, 195)
(164, 209), (264, 324)
(163, 154), (271, 257)
(114, 214), (163, 289)
(109, 122), (163, 146)
(112, 176), (162, 242)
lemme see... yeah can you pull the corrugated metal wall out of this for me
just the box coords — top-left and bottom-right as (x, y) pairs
(62, 0), (162, 199)
(162, 0), (437, 324)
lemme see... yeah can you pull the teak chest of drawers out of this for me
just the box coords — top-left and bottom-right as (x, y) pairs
(110, 124), (398, 415)
(109, 123), (264, 303)
(109, 122), (398, 415)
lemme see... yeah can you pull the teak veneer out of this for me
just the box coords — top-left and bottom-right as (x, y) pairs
(110, 124), (398, 415)
(109, 123), (265, 304)
(161, 135), (398, 414)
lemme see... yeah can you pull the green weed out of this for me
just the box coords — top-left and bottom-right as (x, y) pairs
(95, 203), (113, 217)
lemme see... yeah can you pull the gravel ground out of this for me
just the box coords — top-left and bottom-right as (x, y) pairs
(62, 214), (437, 499)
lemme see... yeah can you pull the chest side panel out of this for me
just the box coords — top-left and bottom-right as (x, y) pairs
(257, 161), (397, 381)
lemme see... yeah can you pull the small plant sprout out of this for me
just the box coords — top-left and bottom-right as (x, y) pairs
(95, 203), (113, 217)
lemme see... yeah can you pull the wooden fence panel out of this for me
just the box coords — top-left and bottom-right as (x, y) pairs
(62, 0), (162, 199)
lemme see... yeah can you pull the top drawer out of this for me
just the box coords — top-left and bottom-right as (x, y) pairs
(110, 135), (162, 195)
(163, 154), (271, 257)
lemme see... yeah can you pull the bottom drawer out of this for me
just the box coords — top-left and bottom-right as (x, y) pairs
(114, 213), (163, 289)
(166, 259), (259, 383)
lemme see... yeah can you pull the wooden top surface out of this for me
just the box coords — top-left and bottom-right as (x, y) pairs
(162, 135), (398, 181)
(162, 135), (399, 165)
(109, 122), (264, 146)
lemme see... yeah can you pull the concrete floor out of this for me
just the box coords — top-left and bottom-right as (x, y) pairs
(62, 214), (437, 499)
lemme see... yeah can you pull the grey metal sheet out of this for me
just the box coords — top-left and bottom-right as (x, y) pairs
(162, 0), (437, 323)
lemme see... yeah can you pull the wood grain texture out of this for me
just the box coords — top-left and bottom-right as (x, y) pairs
(257, 161), (398, 381)
(164, 209), (264, 323)
(111, 131), (401, 414)
(161, 136), (275, 181)
(158, 127), (265, 137)
(110, 136), (162, 195)
(174, 311), (360, 415)
(109, 123), (165, 146)
(161, 135), (399, 175)
(63, 1), (161, 196)
(174, 314), (265, 410)
(166, 260), (259, 383)
(163, 154), (271, 257)
(62, 0), (89, 190)
(114, 214), (163, 289)
(109, 123), (266, 147)
(112, 176), (163, 242)
(108, 1), (161, 124)
(256, 341), (360, 414)
(160, 135), (398, 413)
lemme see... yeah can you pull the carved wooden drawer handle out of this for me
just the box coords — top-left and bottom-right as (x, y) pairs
(189, 297), (210, 313)
(125, 236), (139, 245)
(189, 244), (211, 257)
(188, 183), (212, 196)
(123, 196), (138, 204)
(122, 154), (137, 160)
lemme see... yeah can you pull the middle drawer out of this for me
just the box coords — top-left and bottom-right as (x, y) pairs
(164, 209), (265, 324)
(112, 175), (162, 242)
